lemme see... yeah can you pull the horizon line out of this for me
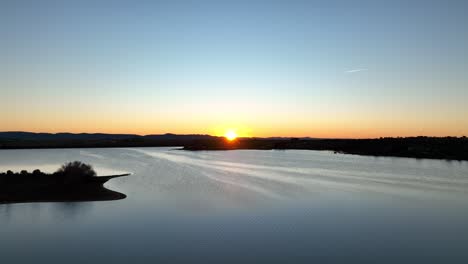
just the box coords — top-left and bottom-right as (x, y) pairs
(0, 131), (466, 140)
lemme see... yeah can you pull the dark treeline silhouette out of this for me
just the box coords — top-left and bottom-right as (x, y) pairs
(183, 136), (468, 161)
(1, 132), (467, 161)
(0, 161), (129, 204)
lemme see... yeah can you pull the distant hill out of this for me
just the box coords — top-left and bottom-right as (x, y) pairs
(0, 132), (139, 141)
(0, 132), (213, 141)
(144, 133), (214, 140)
(0, 132), (314, 142)
(0, 132), (218, 149)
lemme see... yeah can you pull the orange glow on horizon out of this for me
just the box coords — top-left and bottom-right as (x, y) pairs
(225, 130), (238, 141)
(2, 115), (467, 139)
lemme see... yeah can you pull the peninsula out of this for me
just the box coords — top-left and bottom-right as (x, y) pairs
(0, 161), (129, 204)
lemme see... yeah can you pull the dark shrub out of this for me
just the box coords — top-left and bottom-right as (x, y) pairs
(55, 161), (97, 184)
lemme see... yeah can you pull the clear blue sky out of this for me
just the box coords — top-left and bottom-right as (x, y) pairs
(2, 0), (468, 137)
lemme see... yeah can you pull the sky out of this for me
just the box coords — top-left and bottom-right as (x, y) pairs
(1, 0), (468, 138)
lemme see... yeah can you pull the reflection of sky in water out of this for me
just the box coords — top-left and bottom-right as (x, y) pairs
(1, 148), (468, 263)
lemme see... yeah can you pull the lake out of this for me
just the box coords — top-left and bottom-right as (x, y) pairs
(1, 147), (468, 263)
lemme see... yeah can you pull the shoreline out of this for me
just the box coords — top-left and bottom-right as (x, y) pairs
(0, 168), (130, 204)
(0, 136), (467, 161)
(182, 137), (468, 161)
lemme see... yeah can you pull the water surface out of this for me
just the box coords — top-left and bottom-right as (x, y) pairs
(1, 148), (468, 263)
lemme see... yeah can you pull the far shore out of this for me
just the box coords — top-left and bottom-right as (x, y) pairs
(0, 132), (467, 161)
(183, 137), (468, 161)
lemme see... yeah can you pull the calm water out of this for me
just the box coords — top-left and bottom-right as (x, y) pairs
(1, 147), (468, 263)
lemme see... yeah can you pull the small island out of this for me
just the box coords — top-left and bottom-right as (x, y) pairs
(0, 161), (129, 204)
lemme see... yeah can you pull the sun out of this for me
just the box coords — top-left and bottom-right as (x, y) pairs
(225, 130), (238, 141)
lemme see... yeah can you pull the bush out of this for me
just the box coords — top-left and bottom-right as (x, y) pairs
(55, 161), (97, 184)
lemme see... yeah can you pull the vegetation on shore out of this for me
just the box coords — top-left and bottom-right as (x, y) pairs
(183, 136), (468, 161)
(0, 161), (128, 204)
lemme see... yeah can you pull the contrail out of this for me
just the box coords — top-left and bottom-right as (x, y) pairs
(346, 68), (368, 73)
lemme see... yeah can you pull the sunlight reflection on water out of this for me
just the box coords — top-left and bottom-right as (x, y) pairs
(1, 148), (468, 263)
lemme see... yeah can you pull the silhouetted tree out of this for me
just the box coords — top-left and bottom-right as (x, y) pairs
(55, 161), (97, 184)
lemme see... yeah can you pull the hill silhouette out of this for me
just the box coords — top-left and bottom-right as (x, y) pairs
(0, 132), (215, 149)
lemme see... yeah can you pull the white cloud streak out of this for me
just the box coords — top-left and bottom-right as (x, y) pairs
(345, 68), (368, 73)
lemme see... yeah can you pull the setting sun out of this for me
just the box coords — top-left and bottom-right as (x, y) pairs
(225, 130), (238, 141)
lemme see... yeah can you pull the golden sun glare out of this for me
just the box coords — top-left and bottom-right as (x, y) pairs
(225, 130), (238, 141)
